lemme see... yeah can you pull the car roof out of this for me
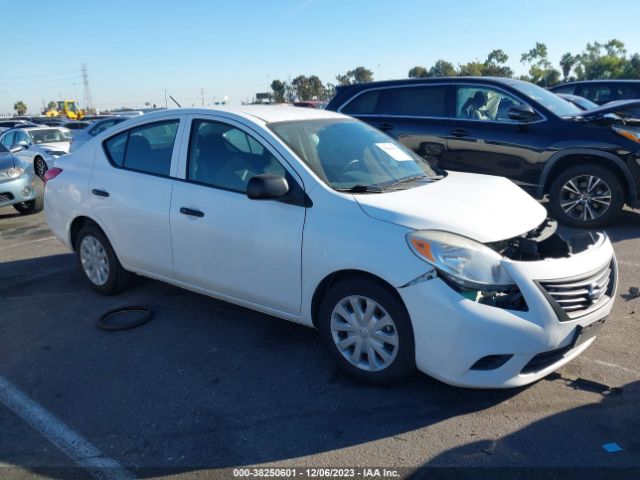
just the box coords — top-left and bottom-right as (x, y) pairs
(551, 80), (640, 87)
(138, 105), (345, 124)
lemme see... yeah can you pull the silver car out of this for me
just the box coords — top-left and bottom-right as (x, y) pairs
(0, 143), (44, 215)
(69, 117), (128, 152)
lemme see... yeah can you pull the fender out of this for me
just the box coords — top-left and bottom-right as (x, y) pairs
(536, 148), (638, 200)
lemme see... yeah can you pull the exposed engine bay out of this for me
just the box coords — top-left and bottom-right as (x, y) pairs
(486, 218), (599, 261)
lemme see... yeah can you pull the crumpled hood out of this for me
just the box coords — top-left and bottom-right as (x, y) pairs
(0, 152), (17, 171)
(39, 142), (70, 153)
(355, 171), (547, 243)
(577, 99), (640, 119)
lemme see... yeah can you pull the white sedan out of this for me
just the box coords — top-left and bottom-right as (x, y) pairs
(44, 106), (617, 388)
(0, 126), (71, 179)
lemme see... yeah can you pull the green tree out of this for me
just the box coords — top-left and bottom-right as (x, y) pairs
(336, 66), (374, 85)
(292, 75), (325, 100)
(521, 42), (561, 86)
(14, 101), (27, 115)
(408, 66), (428, 78)
(428, 59), (457, 77)
(559, 53), (577, 80)
(270, 80), (286, 103)
(575, 39), (629, 79)
(458, 61), (484, 76)
(47, 100), (57, 111)
(483, 49), (513, 77)
(322, 83), (336, 101)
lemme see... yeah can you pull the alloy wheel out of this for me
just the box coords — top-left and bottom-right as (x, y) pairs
(559, 175), (612, 222)
(79, 235), (110, 286)
(330, 295), (399, 372)
(35, 158), (48, 179)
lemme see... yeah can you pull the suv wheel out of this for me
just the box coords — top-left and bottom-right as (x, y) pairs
(318, 278), (415, 385)
(75, 225), (131, 294)
(548, 164), (624, 228)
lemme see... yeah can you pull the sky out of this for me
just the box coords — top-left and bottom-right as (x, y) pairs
(1, 0), (640, 115)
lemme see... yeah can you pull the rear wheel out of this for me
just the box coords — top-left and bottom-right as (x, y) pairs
(34, 156), (48, 180)
(13, 177), (44, 215)
(75, 225), (131, 294)
(318, 278), (415, 385)
(548, 164), (624, 228)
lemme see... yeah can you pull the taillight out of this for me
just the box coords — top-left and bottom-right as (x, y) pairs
(44, 167), (63, 184)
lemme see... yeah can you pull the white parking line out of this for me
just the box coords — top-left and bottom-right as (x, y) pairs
(0, 375), (135, 480)
(0, 235), (56, 251)
(592, 359), (640, 376)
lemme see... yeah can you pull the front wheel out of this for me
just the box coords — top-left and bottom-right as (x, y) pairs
(318, 278), (415, 385)
(75, 225), (131, 294)
(548, 165), (624, 228)
(34, 156), (48, 180)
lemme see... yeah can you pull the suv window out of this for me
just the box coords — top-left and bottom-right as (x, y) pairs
(187, 119), (285, 192)
(617, 85), (640, 100)
(578, 85), (613, 104)
(386, 86), (446, 117)
(456, 86), (524, 122)
(341, 90), (383, 115)
(103, 120), (179, 175)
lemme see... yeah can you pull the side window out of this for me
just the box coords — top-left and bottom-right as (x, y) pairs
(456, 86), (524, 122)
(14, 131), (32, 145)
(90, 119), (116, 136)
(2, 131), (15, 147)
(104, 131), (128, 166)
(386, 86), (446, 117)
(341, 90), (385, 115)
(552, 85), (575, 95)
(187, 119), (285, 192)
(616, 85), (640, 100)
(579, 85), (612, 104)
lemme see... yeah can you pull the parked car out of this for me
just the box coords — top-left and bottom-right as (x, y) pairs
(294, 100), (328, 109)
(556, 93), (598, 111)
(0, 143), (44, 214)
(550, 80), (640, 104)
(29, 116), (67, 127)
(62, 120), (91, 131)
(69, 116), (129, 152)
(0, 126), (72, 179)
(0, 119), (38, 131)
(326, 77), (640, 227)
(44, 106), (616, 388)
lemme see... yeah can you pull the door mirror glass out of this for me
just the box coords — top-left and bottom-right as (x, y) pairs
(507, 104), (538, 122)
(10, 145), (24, 153)
(246, 174), (289, 200)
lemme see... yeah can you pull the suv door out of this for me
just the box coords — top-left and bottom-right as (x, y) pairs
(445, 84), (551, 193)
(169, 115), (306, 315)
(339, 84), (454, 169)
(90, 116), (184, 277)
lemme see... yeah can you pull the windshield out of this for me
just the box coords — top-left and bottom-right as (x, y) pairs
(269, 119), (439, 191)
(510, 82), (581, 117)
(29, 128), (72, 144)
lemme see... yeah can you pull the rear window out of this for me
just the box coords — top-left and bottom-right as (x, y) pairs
(386, 86), (446, 117)
(341, 90), (383, 115)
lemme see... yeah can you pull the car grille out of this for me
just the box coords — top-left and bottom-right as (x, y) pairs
(538, 260), (615, 321)
(0, 192), (15, 204)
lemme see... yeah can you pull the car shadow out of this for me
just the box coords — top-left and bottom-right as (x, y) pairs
(410, 380), (640, 479)
(0, 254), (525, 479)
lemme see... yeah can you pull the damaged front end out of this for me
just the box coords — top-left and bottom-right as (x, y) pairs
(486, 218), (600, 261)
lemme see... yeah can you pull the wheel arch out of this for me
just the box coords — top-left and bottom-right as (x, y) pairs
(310, 269), (406, 329)
(537, 149), (636, 203)
(69, 216), (107, 251)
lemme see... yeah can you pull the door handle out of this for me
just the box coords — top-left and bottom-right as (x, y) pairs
(374, 122), (394, 131)
(179, 207), (205, 218)
(449, 128), (470, 138)
(91, 189), (109, 197)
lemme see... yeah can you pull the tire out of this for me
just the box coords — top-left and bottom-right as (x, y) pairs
(318, 277), (415, 385)
(75, 225), (131, 295)
(13, 177), (44, 215)
(548, 164), (624, 228)
(34, 156), (48, 180)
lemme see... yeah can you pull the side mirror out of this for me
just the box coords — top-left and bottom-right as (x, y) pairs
(246, 174), (289, 200)
(10, 141), (28, 153)
(508, 104), (539, 122)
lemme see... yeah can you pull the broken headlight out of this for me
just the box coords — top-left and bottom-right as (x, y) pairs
(406, 230), (515, 290)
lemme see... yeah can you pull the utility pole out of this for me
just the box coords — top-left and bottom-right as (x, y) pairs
(164, 89), (168, 109)
(201, 88), (205, 106)
(81, 63), (94, 111)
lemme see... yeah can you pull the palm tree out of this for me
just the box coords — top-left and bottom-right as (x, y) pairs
(560, 53), (577, 81)
(14, 101), (27, 115)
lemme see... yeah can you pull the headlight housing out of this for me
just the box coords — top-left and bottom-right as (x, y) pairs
(407, 230), (515, 289)
(612, 125), (640, 144)
(44, 150), (67, 157)
(0, 167), (26, 180)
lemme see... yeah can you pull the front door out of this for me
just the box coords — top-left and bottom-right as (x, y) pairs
(170, 116), (306, 315)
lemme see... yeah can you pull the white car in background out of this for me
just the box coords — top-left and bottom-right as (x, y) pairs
(0, 126), (71, 179)
(44, 106), (616, 388)
(69, 117), (129, 152)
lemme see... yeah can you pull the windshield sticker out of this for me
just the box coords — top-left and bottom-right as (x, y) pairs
(375, 142), (413, 161)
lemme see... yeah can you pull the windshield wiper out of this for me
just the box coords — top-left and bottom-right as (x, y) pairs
(385, 174), (433, 190)
(335, 184), (384, 193)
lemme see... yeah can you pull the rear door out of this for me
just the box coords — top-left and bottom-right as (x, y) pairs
(90, 115), (185, 277)
(339, 84), (454, 169)
(445, 84), (551, 191)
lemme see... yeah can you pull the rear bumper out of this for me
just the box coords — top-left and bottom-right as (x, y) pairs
(398, 234), (616, 388)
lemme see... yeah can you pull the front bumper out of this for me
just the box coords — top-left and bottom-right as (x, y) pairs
(0, 172), (38, 208)
(398, 233), (616, 388)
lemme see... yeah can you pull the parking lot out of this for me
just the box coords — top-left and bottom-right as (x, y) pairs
(1, 205), (639, 479)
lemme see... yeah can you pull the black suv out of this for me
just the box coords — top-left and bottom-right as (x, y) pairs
(550, 80), (640, 105)
(326, 77), (640, 228)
